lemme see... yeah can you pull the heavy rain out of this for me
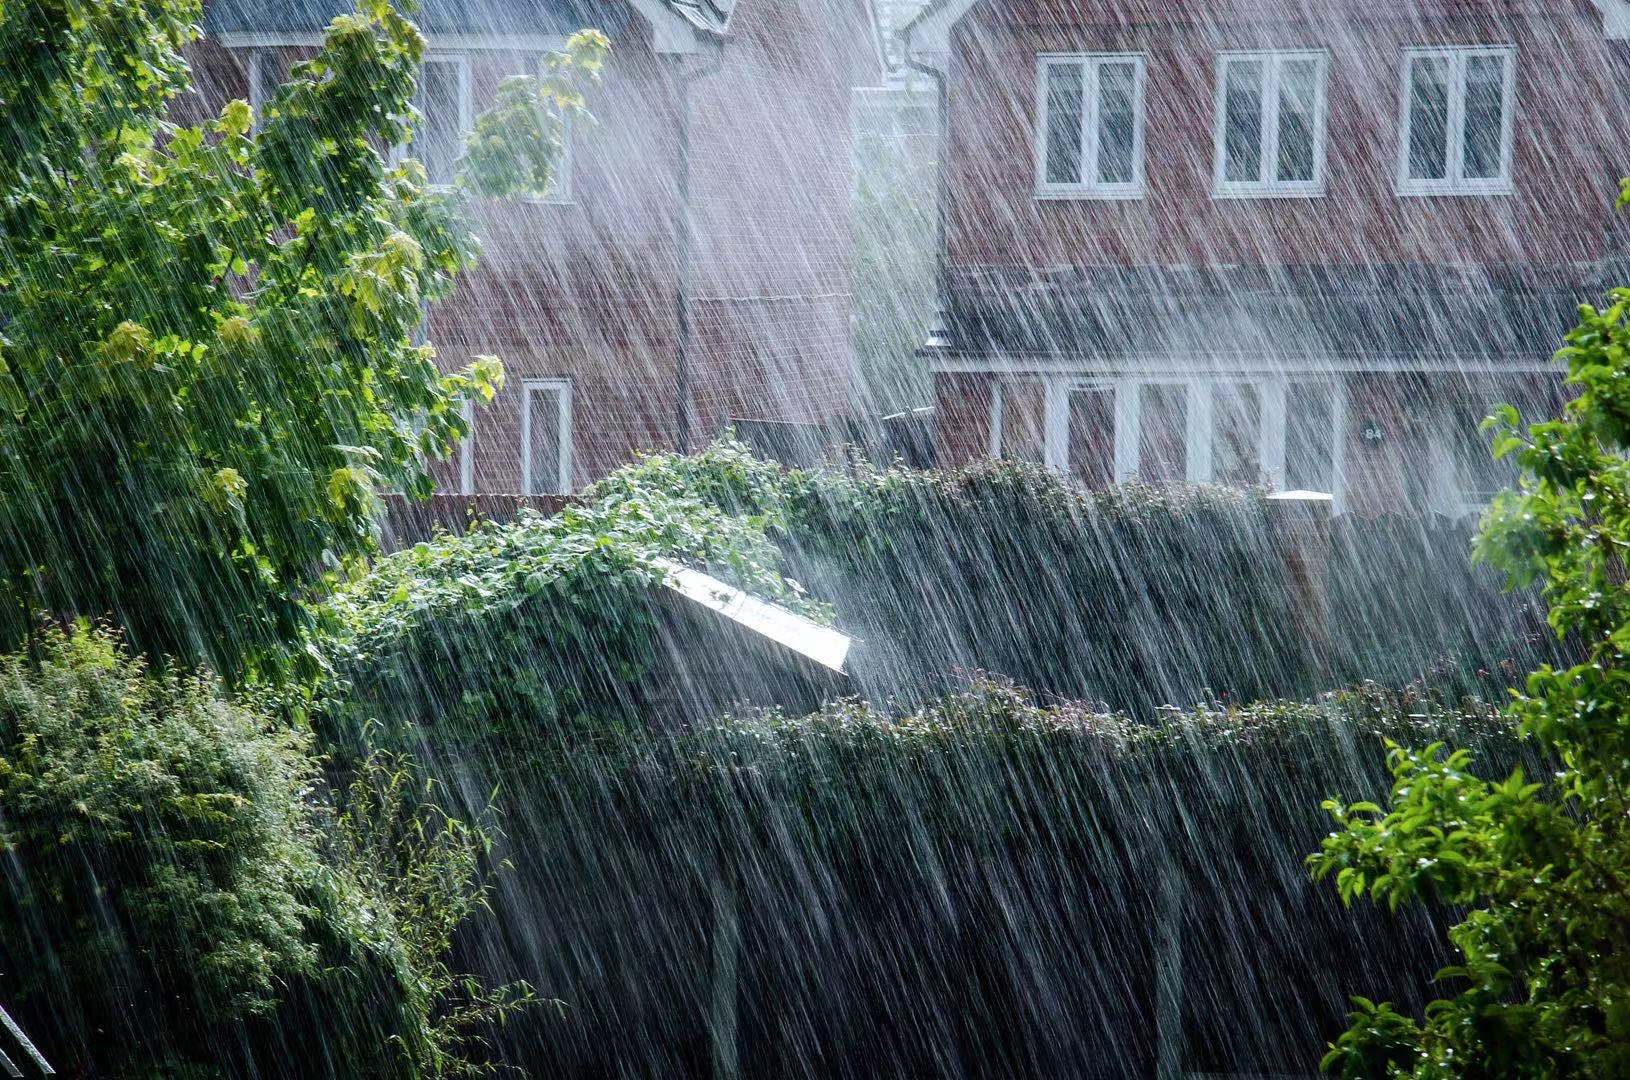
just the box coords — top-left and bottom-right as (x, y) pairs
(1, 0), (1627, 1077)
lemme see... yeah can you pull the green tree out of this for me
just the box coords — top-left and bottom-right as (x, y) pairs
(0, 624), (527, 1077)
(1311, 271), (1630, 1076)
(0, 1), (601, 677)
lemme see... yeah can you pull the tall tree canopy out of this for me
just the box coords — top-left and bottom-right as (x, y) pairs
(0, 0), (522, 676)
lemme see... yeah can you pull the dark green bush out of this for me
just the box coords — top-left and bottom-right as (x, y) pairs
(316, 484), (821, 751)
(443, 678), (1521, 1077)
(589, 440), (1562, 707)
(590, 442), (1311, 710)
(0, 626), (515, 1078)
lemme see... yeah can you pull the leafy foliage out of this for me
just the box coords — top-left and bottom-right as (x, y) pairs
(459, 30), (608, 199)
(316, 485), (822, 748)
(0, 624), (524, 1077)
(1311, 286), (1630, 1077)
(445, 675), (1513, 1075)
(0, 0), (501, 677)
(590, 440), (1314, 710)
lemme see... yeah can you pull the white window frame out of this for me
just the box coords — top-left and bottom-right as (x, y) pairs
(521, 378), (572, 495)
(1033, 53), (1147, 200)
(1016, 373), (1347, 509)
(395, 52), (473, 190)
(1396, 45), (1516, 196)
(247, 48), (282, 127)
(458, 398), (475, 496)
(1212, 49), (1329, 198)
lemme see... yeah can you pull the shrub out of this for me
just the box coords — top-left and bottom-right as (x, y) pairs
(590, 440), (1560, 707)
(0, 626), (516, 1078)
(437, 678), (1519, 1077)
(315, 486), (821, 751)
(1311, 285), (1630, 1078)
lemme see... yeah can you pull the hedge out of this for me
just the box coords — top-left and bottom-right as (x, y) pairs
(429, 678), (1524, 1077)
(588, 441), (1563, 708)
(315, 485), (821, 751)
(587, 442), (1313, 711)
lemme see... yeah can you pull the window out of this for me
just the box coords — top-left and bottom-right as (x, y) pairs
(1285, 381), (1336, 492)
(1067, 385), (1115, 489)
(247, 49), (284, 127)
(1211, 382), (1262, 485)
(410, 55), (471, 188)
(459, 398), (475, 496)
(532, 56), (575, 202)
(1137, 383), (1189, 482)
(522, 379), (572, 495)
(1213, 51), (1327, 196)
(1398, 46), (1514, 194)
(1036, 53), (1145, 198)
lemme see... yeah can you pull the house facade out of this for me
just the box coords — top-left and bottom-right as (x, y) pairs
(193, 0), (884, 494)
(904, 0), (1630, 516)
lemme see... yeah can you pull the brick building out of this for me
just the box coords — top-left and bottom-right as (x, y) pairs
(197, 0), (885, 493)
(903, 0), (1630, 516)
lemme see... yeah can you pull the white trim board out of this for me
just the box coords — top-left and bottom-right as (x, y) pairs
(219, 31), (573, 51)
(928, 355), (1562, 375)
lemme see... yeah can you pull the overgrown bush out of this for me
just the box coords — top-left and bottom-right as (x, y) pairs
(1312, 283), (1630, 1077)
(588, 441), (1312, 710)
(436, 677), (1521, 1076)
(0, 626), (517, 1078)
(316, 486), (821, 751)
(589, 440), (1561, 707)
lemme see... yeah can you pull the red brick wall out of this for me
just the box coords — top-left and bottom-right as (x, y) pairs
(190, 0), (883, 495)
(945, 0), (1627, 273)
(933, 371), (995, 466)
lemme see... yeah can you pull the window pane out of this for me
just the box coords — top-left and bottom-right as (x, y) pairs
(1406, 55), (1450, 181)
(1223, 60), (1264, 183)
(253, 52), (282, 113)
(1286, 382), (1334, 491)
(1138, 384), (1188, 483)
(1275, 58), (1319, 183)
(1068, 387), (1115, 489)
(999, 380), (1046, 464)
(1096, 62), (1138, 185)
(1044, 62), (1085, 185)
(414, 61), (463, 186)
(1461, 54), (1507, 180)
(1212, 383), (1261, 486)
(527, 386), (564, 495)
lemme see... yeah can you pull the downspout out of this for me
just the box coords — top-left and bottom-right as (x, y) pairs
(902, 25), (951, 351)
(673, 39), (726, 454)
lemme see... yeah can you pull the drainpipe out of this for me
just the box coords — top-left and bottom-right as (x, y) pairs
(901, 25), (952, 352)
(673, 40), (726, 455)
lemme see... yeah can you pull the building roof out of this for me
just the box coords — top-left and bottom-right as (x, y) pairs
(204, 0), (650, 41)
(939, 262), (1627, 368)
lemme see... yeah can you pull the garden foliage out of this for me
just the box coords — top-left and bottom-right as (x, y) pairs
(0, 0), (519, 677)
(415, 676), (1515, 1076)
(0, 626), (521, 1078)
(1313, 281), (1630, 1078)
(316, 484), (823, 749)
(589, 442), (1313, 710)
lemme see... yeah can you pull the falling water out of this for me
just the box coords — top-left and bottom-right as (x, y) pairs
(0, 0), (1618, 1076)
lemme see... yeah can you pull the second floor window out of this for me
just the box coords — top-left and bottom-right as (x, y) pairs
(1214, 50), (1327, 196)
(411, 56), (471, 188)
(1035, 54), (1145, 198)
(1398, 46), (1514, 194)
